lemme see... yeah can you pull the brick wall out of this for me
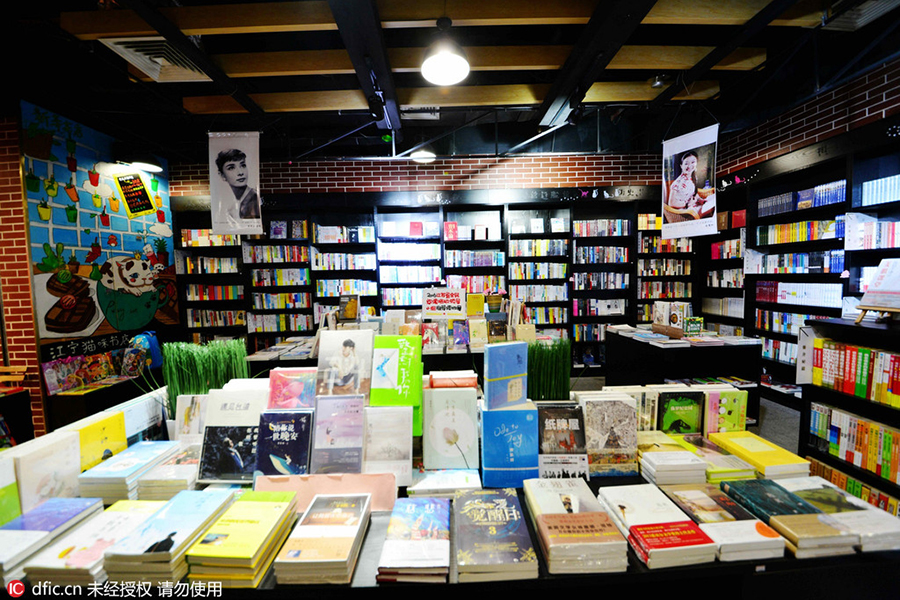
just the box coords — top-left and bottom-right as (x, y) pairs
(0, 118), (44, 436)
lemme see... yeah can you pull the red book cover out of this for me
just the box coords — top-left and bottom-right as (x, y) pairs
(409, 221), (424, 237)
(443, 221), (458, 241)
(732, 209), (747, 228)
(846, 346), (858, 396)
(629, 521), (714, 552)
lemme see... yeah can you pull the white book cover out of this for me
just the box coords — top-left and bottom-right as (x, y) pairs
(24, 501), (164, 575)
(362, 406), (413, 487)
(422, 388), (479, 471)
(641, 452), (708, 471)
(0, 530), (49, 569)
(11, 432), (81, 513)
(597, 483), (690, 531)
(406, 470), (481, 496)
(175, 395), (209, 445)
(110, 390), (167, 440)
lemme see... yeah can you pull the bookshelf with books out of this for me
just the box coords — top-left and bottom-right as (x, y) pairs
(243, 215), (315, 346)
(744, 158), (850, 406)
(507, 206), (571, 339)
(310, 209), (379, 317)
(635, 204), (696, 324)
(443, 205), (506, 298)
(800, 318), (900, 507)
(376, 206), (443, 309)
(570, 202), (636, 369)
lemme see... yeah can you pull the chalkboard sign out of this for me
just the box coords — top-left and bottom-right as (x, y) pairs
(114, 173), (156, 219)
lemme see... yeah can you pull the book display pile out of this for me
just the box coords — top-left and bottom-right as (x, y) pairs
(377, 497), (450, 583)
(78, 441), (181, 504)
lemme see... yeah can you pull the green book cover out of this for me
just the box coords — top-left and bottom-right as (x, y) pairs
(0, 456), (20, 526)
(657, 391), (704, 434)
(369, 335), (424, 436)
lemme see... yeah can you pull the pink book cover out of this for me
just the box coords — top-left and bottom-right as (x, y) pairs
(268, 367), (317, 409)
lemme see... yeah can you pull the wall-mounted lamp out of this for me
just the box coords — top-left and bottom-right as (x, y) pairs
(421, 17), (469, 86)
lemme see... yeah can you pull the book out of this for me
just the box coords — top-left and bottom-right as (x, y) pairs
(0, 456), (20, 527)
(199, 389), (268, 484)
(175, 394), (208, 444)
(466, 293), (485, 318)
(310, 394), (366, 474)
(409, 221), (423, 237)
(267, 367), (317, 409)
(72, 411), (128, 471)
(468, 317), (488, 350)
(453, 488), (538, 581)
(377, 497), (450, 583)
(290, 219), (308, 240)
(9, 432), (81, 513)
(137, 443), (202, 500)
(709, 431), (810, 478)
(270, 220), (287, 239)
(406, 469), (481, 498)
(481, 401), (539, 488)
(671, 434), (757, 482)
(580, 394), (639, 477)
(255, 410), (314, 476)
(369, 334), (424, 436)
(78, 441), (180, 503)
(315, 329), (374, 399)
(484, 341), (528, 410)
(423, 387), (479, 471)
(273, 493), (371, 584)
(530, 218), (544, 234)
(656, 390), (704, 434)
(443, 221), (458, 241)
(536, 402), (588, 479)
(362, 406), (413, 487)
(702, 386), (748, 435)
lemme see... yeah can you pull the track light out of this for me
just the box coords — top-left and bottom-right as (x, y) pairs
(650, 74), (668, 89)
(421, 17), (469, 86)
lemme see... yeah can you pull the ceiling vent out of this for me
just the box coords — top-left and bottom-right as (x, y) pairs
(100, 36), (212, 83)
(823, 0), (900, 31)
(400, 106), (441, 120)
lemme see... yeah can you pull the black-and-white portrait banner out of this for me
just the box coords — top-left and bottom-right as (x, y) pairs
(209, 132), (263, 235)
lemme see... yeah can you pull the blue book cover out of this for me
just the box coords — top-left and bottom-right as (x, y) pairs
(78, 441), (180, 482)
(255, 410), (314, 475)
(484, 341), (528, 410)
(0, 497), (102, 532)
(481, 401), (539, 488)
(105, 489), (235, 561)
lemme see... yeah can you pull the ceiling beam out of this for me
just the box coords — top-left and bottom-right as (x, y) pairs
(61, 0), (824, 40)
(537, 0), (658, 127)
(183, 81), (720, 114)
(206, 45), (764, 79)
(328, 0), (401, 131)
(648, 0), (802, 110)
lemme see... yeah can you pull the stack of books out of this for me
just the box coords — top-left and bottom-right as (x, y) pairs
(376, 497), (450, 583)
(720, 479), (859, 558)
(598, 483), (717, 569)
(104, 489), (235, 584)
(660, 483), (785, 561)
(78, 441), (181, 504)
(0, 498), (103, 585)
(137, 443), (201, 500)
(523, 478), (627, 574)
(454, 488), (538, 582)
(273, 493), (371, 584)
(709, 431), (810, 479)
(640, 451), (708, 485)
(406, 469), (481, 498)
(671, 435), (757, 482)
(186, 491), (298, 588)
(776, 476), (900, 552)
(23, 500), (164, 586)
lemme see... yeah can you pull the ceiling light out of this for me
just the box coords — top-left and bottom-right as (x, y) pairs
(128, 160), (163, 173)
(651, 75), (667, 89)
(421, 17), (469, 86)
(118, 154), (163, 173)
(410, 149), (437, 164)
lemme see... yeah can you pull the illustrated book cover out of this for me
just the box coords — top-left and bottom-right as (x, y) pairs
(422, 387), (479, 471)
(377, 497), (450, 575)
(481, 401), (538, 488)
(198, 388), (268, 484)
(310, 394), (366, 474)
(483, 341), (528, 410)
(369, 335), (424, 435)
(267, 368), (317, 410)
(362, 406), (413, 487)
(255, 410), (314, 476)
(536, 402), (588, 479)
(581, 395), (638, 477)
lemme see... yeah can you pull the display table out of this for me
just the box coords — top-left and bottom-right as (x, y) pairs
(605, 330), (762, 422)
(247, 351), (484, 380)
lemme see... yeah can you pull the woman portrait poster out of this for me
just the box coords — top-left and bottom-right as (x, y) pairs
(661, 124), (719, 240)
(209, 131), (264, 235)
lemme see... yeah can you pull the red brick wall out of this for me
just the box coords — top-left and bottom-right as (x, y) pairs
(718, 57), (900, 174)
(0, 118), (44, 436)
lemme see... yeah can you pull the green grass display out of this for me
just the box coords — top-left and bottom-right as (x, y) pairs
(161, 339), (249, 417)
(527, 338), (571, 401)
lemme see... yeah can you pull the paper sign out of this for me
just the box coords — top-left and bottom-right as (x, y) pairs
(423, 288), (466, 319)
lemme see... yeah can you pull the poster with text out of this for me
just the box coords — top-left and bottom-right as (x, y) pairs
(661, 124), (718, 239)
(209, 132), (263, 235)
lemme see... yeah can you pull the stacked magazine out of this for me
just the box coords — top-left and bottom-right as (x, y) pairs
(78, 441), (181, 504)
(273, 493), (372, 584)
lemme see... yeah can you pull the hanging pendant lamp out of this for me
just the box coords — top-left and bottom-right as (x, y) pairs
(421, 17), (470, 86)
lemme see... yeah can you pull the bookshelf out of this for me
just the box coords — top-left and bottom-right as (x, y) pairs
(376, 206), (443, 310)
(507, 206), (571, 339)
(442, 205), (506, 296)
(570, 202), (635, 369)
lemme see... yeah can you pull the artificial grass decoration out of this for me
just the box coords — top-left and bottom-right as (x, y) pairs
(161, 339), (249, 417)
(527, 338), (571, 401)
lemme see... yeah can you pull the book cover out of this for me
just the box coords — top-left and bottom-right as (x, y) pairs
(481, 402), (539, 488)
(80, 441), (180, 483)
(537, 402), (588, 479)
(0, 497), (102, 533)
(104, 489), (234, 562)
(378, 497), (450, 572)
(662, 483), (760, 524)
(138, 444), (202, 487)
(409, 221), (423, 237)
(703, 388), (748, 435)
(315, 329), (374, 400)
(582, 396), (639, 477)
(487, 317), (508, 343)
(423, 221), (440, 238)
(656, 391), (704, 434)
(468, 318), (488, 349)
(76, 411), (128, 471)
(369, 335), (424, 436)
(443, 222), (458, 241)
(451, 320), (469, 348)
(719, 479), (820, 524)
(310, 394), (365, 474)
(362, 406), (413, 487)
(484, 341), (528, 410)
(453, 488), (537, 576)
(423, 387), (479, 470)
(175, 394), (208, 444)
(467, 293), (485, 318)
(550, 217), (566, 233)
(629, 520), (716, 553)
(338, 294), (360, 323)
(267, 368), (317, 410)
(199, 389), (268, 484)
(709, 431), (810, 476)
(255, 410), (314, 476)
(0, 456), (20, 527)
(270, 220), (287, 239)
(530, 218), (544, 234)
(672, 434), (757, 479)
(290, 220), (308, 240)
(597, 483), (691, 530)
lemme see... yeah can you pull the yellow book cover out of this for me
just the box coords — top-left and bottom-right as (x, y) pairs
(186, 496), (294, 566)
(467, 293), (485, 318)
(769, 513), (857, 548)
(636, 430), (684, 456)
(78, 412), (128, 471)
(708, 431), (809, 476)
(812, 338), (824, 387)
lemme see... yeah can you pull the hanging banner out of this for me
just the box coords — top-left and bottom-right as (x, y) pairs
(209, 132), (263, 235)
(661, 124), (718, 239)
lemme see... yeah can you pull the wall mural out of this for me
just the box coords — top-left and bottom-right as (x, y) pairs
(20, 102), (178, 395)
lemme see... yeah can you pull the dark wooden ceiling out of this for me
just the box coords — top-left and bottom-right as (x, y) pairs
(12, 0), (900, 163)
